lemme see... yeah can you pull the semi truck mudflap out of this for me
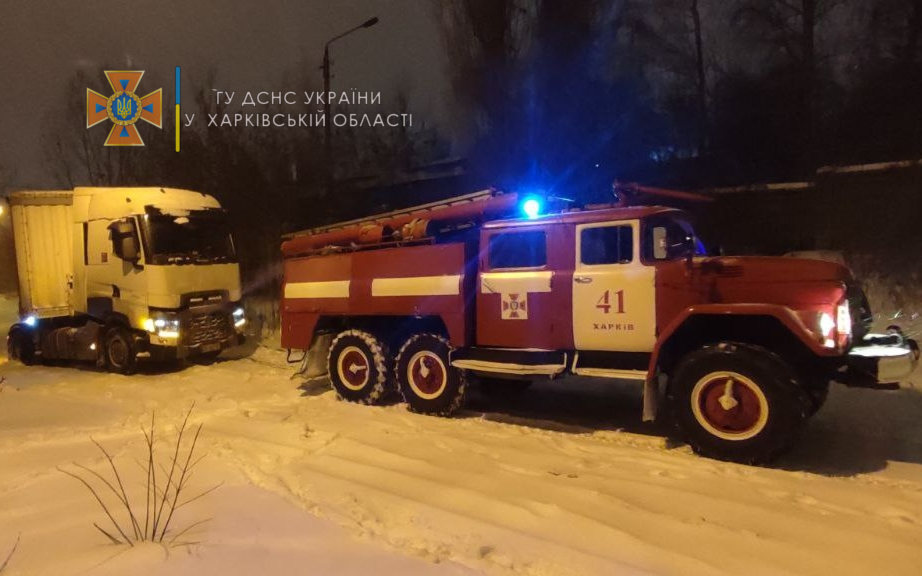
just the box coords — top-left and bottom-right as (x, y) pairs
(840, 329), (919, 389)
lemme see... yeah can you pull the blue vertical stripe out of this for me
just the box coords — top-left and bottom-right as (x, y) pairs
(175, 66), (181, 152)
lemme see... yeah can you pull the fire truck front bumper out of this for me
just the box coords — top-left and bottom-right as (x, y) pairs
(838, 330), (919, 390)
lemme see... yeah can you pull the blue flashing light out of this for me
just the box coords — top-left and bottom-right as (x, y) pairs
(23, 315), (37, 328)
(522, 198), (542, 219)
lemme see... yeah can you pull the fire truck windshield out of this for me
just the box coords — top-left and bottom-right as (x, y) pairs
(139, 205), (237, 265)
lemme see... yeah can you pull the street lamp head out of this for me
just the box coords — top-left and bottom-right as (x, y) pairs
(362, 17), (379, 28)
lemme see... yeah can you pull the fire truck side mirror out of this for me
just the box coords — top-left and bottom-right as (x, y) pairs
(653, 227), (668, 259)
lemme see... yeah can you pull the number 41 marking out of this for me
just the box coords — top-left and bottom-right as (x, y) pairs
(596, 289), (625, 314)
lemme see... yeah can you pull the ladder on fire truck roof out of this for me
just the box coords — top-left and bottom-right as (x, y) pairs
(280, 188), (522, 256)
(282, 188), (507, 239)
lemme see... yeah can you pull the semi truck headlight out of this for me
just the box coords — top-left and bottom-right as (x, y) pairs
(144, 314), (181, 339)
(233, 307), (246, 328)
(23, 315), (37, 328)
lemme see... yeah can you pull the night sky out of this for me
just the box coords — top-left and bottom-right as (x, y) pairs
(0, 0), (452, 187)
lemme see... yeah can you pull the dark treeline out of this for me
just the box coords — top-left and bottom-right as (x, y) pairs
(437, 0), (922, 197)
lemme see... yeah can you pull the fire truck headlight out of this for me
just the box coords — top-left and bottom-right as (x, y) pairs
(819, 312), (836, 348)
(837, 300), (852, 337)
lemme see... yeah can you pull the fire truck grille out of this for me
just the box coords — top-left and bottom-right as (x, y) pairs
(185, 312), (231, 346)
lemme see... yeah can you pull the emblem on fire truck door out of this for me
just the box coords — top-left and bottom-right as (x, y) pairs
(501, 293), (528, 320)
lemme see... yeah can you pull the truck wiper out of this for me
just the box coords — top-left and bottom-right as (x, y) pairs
(166, 254), (196, 265)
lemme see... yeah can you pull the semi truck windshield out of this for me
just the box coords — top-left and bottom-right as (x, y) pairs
(140, 206), (237, 265)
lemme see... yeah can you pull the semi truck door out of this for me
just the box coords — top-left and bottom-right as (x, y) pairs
(572, 220), (656, 352)
(85, 218), (147, 321)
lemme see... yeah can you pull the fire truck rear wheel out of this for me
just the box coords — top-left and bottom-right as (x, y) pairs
(7, 327), (36, 365)
(667, 342), (808, 465)
(104, 326), (138, 375)
(327, 330), (391, 405)
(396, 333), (466, 416)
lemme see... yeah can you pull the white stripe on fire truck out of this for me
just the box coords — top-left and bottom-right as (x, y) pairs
(285, 280), (350, 299)
(480, 271), (553, 294)
(371, 275), (461, 297)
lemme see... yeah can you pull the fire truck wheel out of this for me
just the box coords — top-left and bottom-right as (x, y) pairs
(668, 343), (808, 465)
(327, 330), (391, 405)
(7, 327), (36, 365)
(104, 326), (138, 375)
(804, 383), (829, 417)
(396, 333), (466, 416)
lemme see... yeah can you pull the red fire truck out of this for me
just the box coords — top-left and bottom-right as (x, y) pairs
(280, 187), (918, 463)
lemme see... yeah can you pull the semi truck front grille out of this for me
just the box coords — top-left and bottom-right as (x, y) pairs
(185, 311), (232, 346)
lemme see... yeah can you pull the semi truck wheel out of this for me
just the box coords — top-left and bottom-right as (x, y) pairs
(7, 327), (36, 365)
(667, 342), (807, 464)
(193, 350), (222, 365)
(104, 326), (138, 375)
(396, 333), (466, 416)
(327, 330), (391, 405)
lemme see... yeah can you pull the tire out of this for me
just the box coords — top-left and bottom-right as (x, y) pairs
(104, 326), (138, 375)
(7, 327), (36, 365)
(396, 333), (466, 416)
(667, 342), (808, 464)
(804, 383), (830, 418)
(327, 330), (391, 405)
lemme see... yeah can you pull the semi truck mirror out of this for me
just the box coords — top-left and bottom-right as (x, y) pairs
(108, 220), (141, 264)
(653, 227), (667, 259)
(119, 236), (140, 263)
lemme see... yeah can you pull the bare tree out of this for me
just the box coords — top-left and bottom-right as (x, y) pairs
(731, 0), (846, 169)
(691, 0), (709, 150)
(865, 0), (922, 62)
(435, 0), (537, 163)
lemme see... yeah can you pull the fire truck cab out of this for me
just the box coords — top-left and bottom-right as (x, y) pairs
(280, 190), (917, 464)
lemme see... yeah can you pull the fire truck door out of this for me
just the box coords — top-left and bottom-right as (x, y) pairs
(477, 227), (571, 349)
(572, 220), (656, 352)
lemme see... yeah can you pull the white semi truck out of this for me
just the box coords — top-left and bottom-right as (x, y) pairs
(5, 187), (246, 373)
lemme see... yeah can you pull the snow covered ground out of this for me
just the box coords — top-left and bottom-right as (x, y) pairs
(1, 292), (922, 575)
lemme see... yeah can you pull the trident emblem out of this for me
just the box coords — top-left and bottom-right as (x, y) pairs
(115, 94), (133, 120)
(86, 71), (162, 147)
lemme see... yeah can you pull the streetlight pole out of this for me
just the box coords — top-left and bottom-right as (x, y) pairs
(322, 16), (379, 193)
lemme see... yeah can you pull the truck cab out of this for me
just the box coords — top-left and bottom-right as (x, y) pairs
(280, 190), (918, 464)
(7, 187), (246, 373)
